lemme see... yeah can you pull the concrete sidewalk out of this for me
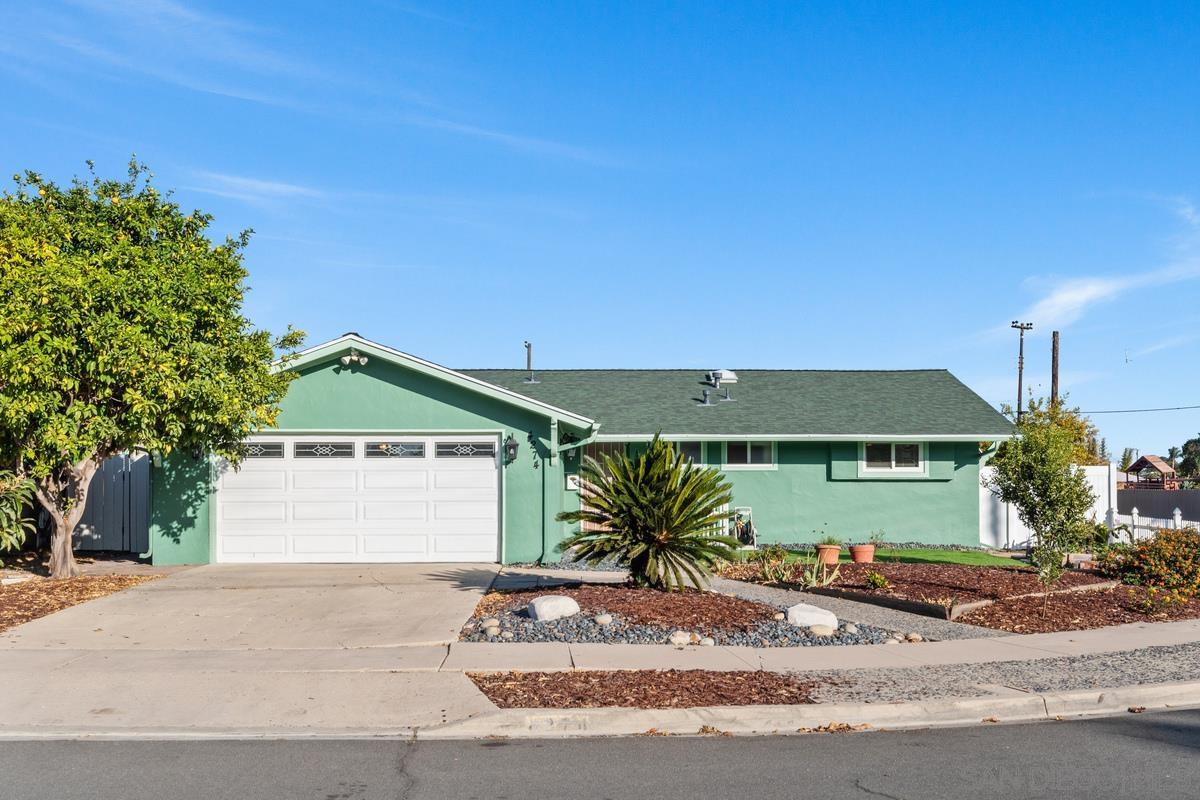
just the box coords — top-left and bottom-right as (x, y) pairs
(4, 563), (1200, 740)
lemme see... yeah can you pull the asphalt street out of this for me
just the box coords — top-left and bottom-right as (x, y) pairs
(3, 709), (1198, 800)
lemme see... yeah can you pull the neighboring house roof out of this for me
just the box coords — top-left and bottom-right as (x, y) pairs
(283, 335), (596, 429)
(459, 369), (1015, 440)
(1124, 455), (1176, 476)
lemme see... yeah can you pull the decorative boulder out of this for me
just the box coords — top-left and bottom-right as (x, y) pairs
(785, 603), (838, 629)
(528, 595), (581, 622)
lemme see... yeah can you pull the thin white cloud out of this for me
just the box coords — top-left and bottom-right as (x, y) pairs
(185, 171), (325, 206)
(1131, 334), (1199, 359)
(1000, 198), (1200, 334)
(401, 114), (617, 165)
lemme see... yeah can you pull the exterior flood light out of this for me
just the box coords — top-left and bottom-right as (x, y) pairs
(504, 435), (519, 463)
(340, 349), (368, 367)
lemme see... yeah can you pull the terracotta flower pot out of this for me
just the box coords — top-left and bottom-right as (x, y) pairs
(816, 544), (841, 566)
(849, 544), (876, 564)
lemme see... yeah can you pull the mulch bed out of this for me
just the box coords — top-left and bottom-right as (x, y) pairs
(474, 584), (775, 632)
(0, 575), (158, 633)
(469, 669), (822, 708)
(957, 586), (1200, 633)
(730, 562), (1106, 605)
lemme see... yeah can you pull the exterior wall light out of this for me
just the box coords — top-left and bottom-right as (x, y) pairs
(504, 435), (519, 463)
(339, 349), (369, 367)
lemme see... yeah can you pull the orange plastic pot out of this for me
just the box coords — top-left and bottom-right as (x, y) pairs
(816, 544), (841, 566)
(849, 544), (876, 564)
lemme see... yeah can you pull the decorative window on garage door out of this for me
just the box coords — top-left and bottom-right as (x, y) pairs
(294, 442), (356, 458)
(244, 442), (284, 458)
(365, 441), (426, 458)
(435, 442), (496, 458)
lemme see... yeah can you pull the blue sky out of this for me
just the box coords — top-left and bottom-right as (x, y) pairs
(3, 1), (1198, 457)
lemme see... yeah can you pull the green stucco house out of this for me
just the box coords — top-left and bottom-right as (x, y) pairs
(148, 333), (1015, 565)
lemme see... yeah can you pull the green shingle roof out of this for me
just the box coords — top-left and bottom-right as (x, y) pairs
(459, 369), (1014, 439)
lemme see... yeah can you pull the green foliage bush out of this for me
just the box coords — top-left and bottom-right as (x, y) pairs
(1102, 528), (1200, 598)
(0, 471), (35, 556)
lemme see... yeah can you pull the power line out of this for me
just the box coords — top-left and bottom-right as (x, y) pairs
(1080, 403), (1200, 415)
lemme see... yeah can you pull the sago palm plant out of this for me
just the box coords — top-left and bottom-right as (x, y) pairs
(556, 436), (739, 591)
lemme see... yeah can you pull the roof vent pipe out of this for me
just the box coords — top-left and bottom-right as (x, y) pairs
(701, 388), (711, 406)
(523, 340), (539, 384)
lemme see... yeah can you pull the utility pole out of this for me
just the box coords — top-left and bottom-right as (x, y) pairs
(1011, 320), (1033, 419)
(1050, 330), (1060, 406)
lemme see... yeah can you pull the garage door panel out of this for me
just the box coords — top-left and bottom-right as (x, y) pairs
(293, 471), (358, 491)
(362, 535), (429, 554)
(433, 501), (497, 520)
(217, 435), (499, 563)
(222, 502), (286, 521)
(433, 471), (496, 490)
(221, 534), (286, 555)
(291, 534), (358, 554)
(362, 501), (427, 521)
(363, 471), (427, 490)
(221, 470), (286, 491)
(433, 534), (499, 555)
(292, 501), (357, 521)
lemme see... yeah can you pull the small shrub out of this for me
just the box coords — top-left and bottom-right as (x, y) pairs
(864, 570), (890, 590)
(1113, 528), (1200, 598)
(869, 529), (887, 548)
(1132, 586), (1190, 616)
(0, 471), (36, 557)
(789, 552), (840, 590)
(817, 535), (842, 547)
(751, 545), (792, 584)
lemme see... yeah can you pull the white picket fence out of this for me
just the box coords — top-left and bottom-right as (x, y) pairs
(1113, 508), (1200, 542)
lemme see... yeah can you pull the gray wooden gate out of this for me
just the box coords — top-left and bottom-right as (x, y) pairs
(72, 452), (150, 553)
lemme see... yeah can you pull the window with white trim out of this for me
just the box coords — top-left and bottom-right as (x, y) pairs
(725, 441), (773, 467)
(863, 442), (923, 472)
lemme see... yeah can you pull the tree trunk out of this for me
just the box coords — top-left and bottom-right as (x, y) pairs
(31, 459), (100, 580)
(47, 513), (80, 579)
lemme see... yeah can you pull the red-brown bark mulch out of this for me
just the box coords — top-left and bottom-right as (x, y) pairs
(0, 575), (158, 633)
(470, 670), (822, 708)
(826, 563), (1107, 604)
(957, 586), (1200, 633)
(474, 584), (775, 632)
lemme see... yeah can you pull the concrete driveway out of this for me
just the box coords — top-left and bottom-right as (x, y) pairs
(0, 564), (502, 737)
(2, 563), (500, 651)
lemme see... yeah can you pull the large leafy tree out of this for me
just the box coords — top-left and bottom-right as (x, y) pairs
(0, 160), (302, 578)
(556, 436), (739, 591)
(1178, 435), (1200, 481)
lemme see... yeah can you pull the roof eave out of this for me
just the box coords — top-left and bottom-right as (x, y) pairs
(277, 335), (596, 429)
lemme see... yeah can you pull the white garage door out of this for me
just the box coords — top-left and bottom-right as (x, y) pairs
(215, 435), (500, 563)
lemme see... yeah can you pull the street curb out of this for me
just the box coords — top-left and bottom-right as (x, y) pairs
(414, 679), (1200, 739)
(1, 681), (1198, 742)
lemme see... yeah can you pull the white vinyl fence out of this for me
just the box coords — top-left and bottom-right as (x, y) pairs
(1112, 508), (1200, 541)
(979, 463), (1117, 550)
